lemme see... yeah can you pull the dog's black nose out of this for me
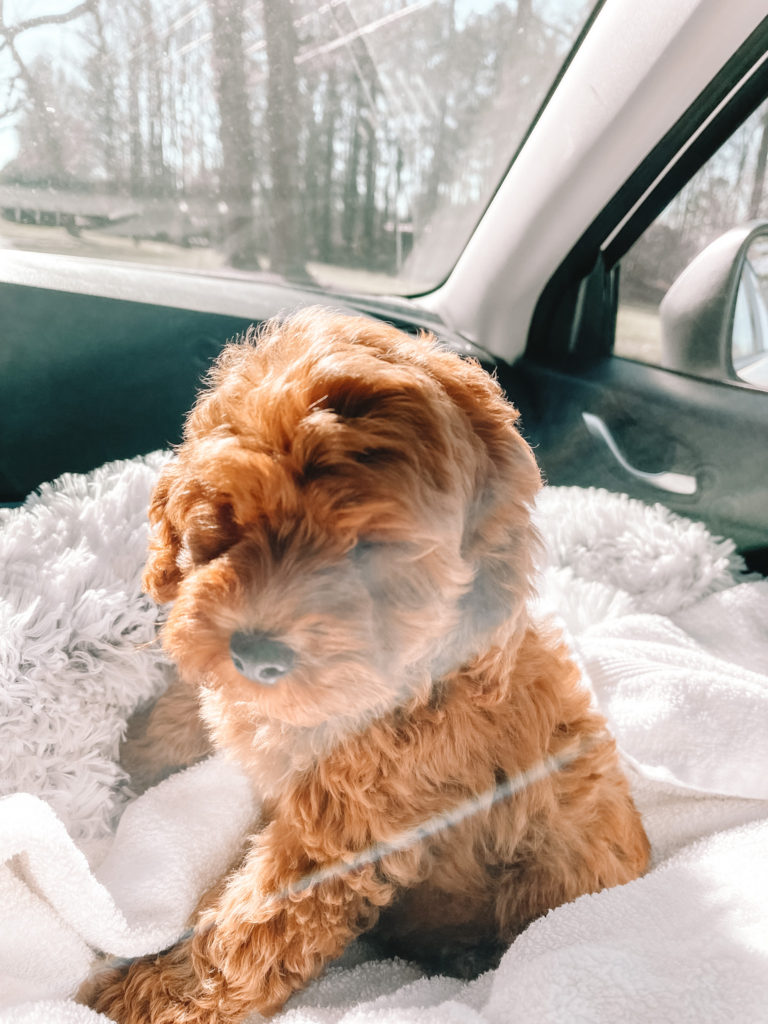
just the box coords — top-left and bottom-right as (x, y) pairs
(229, 631), (295, 685)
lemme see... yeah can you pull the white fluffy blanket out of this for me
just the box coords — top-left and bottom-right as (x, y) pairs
(1, 460), (767, 1022)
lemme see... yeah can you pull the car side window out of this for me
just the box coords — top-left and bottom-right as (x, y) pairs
(615, 95), (768, 391)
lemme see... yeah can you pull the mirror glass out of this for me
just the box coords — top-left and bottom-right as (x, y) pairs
(732, 237), (768, 387)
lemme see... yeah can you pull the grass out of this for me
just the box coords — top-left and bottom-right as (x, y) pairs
(0, 220), (225, 270)
(0, 221), (423, 296)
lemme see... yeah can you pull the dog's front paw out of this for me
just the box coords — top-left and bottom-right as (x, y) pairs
(80, 947), (225, 1024)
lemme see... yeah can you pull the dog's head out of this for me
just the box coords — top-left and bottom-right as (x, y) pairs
(144, 308), (540, 733)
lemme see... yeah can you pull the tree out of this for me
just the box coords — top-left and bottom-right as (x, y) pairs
(208, 0), (259, 266)
(0, 1), (98, 185)
(262, 0), (310, 281)
(749, 105), (768, 220)
(317, 67), (340, 263)
(86, 4), (119, 187)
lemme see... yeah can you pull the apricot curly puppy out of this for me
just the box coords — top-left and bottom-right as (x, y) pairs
(85, 308), (649, 1023)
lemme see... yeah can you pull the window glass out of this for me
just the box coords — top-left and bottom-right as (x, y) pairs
(616, 95), (768, 387)
(0, 0), (594, 296)
(731, 237), (768, 381)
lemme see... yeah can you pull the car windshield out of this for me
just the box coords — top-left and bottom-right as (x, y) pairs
(0, 0), (594, 296)
(0, 2), (593, 296)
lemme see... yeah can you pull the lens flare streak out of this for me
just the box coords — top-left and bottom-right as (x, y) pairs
(269, 734), (600, 906)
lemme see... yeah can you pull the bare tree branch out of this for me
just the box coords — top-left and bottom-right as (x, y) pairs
(0, 0), (96, 41)
(2, 68), (20, 103)
(0, 97), (22, 123)
(0, 1), (97, 183)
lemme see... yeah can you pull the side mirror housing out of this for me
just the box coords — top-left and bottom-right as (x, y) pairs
(660, 221), (768, 384)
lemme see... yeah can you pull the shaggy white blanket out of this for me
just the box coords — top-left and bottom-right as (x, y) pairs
(1, 459), (767, 1022)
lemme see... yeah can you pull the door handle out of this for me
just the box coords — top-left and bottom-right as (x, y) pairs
(581, 412), (697, 496)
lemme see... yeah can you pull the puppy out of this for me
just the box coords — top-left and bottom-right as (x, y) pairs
(86, 308), (649, 1023)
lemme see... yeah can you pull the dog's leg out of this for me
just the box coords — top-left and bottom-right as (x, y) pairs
(84, 815), (397, 1023)
(120, 672), (212, 793)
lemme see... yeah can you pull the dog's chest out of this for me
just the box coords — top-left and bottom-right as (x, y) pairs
(198, 688), (343, 800)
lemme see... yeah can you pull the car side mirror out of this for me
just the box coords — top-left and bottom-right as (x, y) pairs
(660, 221), (768, 388)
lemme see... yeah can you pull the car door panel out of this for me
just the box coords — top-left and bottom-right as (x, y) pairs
(0, 264), (486, 505)
(0, 282), (255, 502)
(502, 356), (768, 569)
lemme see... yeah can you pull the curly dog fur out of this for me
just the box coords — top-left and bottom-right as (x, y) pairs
(84, 308), (649, 1022)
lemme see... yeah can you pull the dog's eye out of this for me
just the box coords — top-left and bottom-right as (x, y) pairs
(352, 447), (391, 466)
(351, 539), (381, 560)
(186, 530), (234, 564)
(184, 504), (239, 564)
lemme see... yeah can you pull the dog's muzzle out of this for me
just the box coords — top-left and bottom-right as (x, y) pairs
(229, 631), (295, 685)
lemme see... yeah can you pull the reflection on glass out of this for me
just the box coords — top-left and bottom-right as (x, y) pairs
(0, 0), (594, 295)
(733, 237), (768, 387)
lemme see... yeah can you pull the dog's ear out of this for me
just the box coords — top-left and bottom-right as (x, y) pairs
(142, 463), (184, 604)
(433, 352), (542, 658)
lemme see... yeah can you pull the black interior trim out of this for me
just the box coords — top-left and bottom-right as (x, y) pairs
(604, 48), (768, 267)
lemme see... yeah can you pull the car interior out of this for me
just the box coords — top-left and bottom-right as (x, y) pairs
(2, 1), (768, 1020)
(2, 3), (766, 572)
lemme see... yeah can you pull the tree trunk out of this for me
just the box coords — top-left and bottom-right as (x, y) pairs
(318, 68), (339, 263)
(421, 0), (456, 224)
(748, 105), (768, 220)
(361, 100), (378, 264)
(515, 0), (533, 30)
(209, 0), (259, 268)
(303, 94), (323, 261)
(138, 0), (167, 196)
(261, 0), (310, 281)
(342, 80), (363, 253)
(92, 5), (119, 188)
(128, 50), (144, 196)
